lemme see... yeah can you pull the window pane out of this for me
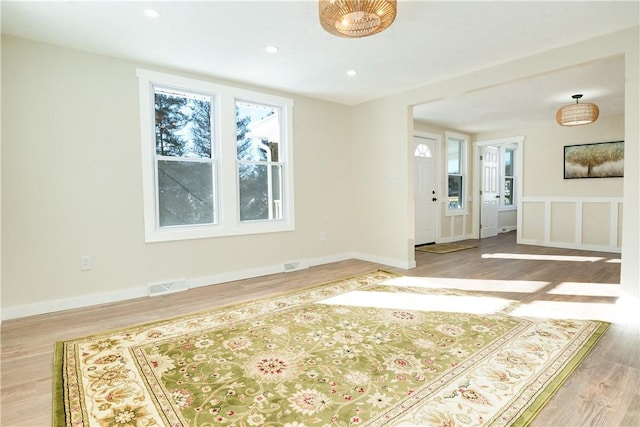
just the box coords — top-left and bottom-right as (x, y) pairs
(505, 149), (514, 176)
(447, 139), (461, 174)
(504, 177), (514, 206)
(414, 143), (432, 158)
(239, 163), (283, 221)
(237, 100), (284, 223)
(236, 101), (280, 161)
(270, 164), (282, 213)
(448, 175), (463, 209)
(155, 89), (212, 158)
(158, 160), (214, 227)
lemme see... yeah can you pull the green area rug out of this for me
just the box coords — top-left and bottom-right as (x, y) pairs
(415, 242), (476, 254)
(54, 271), (608, 426)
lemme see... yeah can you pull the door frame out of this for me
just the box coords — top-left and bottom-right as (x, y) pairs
(413, 131), (442, 245)
(472, 136), (525, 239)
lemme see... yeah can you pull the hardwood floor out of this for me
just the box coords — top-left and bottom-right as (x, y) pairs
(1, 232), (638, 426)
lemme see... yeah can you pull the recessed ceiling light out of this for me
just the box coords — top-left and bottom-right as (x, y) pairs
(347, 70), (357, 77)
(144, 9), (160, 18)
(265, 46), (279, 54)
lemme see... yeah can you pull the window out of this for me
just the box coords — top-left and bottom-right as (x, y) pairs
(236, 101), (283, 222)
(414, 143), (433, 158)
(446, 134), (467, 212)
(138, 69), (294, 242)
(154, 88), (216, 227)
(502, 148), (515, 208)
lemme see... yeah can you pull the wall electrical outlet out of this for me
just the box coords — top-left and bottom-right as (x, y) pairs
(80, 255), (92, 271)
(320, 231), (327, 241)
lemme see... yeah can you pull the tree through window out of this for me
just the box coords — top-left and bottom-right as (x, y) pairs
(236, 101), (283, 222)
(154, 88), (216, 227)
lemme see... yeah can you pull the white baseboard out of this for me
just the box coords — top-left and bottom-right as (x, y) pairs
(188, 253), (357, 290)
(352, 252), (416, 270)
(187, 264), (285, 289)
(517, 238), (621, 254)
(3, 252), (400, 321)
(437, 234), (476, 244)
(2, 286), (148, 320)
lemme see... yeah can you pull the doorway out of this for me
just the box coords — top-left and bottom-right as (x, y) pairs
(474, 137), (524, 239)
(480, 146), (500, 238)
(414, 133), (440, 245)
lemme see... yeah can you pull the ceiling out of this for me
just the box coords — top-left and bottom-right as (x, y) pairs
(413, 55), (626, 133)
(2, 1), (638, 133)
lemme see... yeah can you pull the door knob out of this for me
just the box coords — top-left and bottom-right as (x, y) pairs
(432, 197), (437, 202)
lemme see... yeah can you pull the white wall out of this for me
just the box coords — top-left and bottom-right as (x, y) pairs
(0, 34), (3, 324)
(498, 210), (517, 231)
(351, 99), (414, 268)
(621, 41), (640, 296)
(1, 36), (356, 318)
(478, 114), (624, 198)
(352, 27), (639, 297)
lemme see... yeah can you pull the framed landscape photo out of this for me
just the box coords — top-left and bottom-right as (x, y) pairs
(564, 141), (624, 179)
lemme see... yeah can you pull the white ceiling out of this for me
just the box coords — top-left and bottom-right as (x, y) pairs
(413, 55), (626, 133)
(2, 1), (638, 133)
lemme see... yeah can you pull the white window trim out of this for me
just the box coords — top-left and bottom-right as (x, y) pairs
(499, 145), (517, 212)
(445, 131), (469, 216)
(137, 69), (295, 242)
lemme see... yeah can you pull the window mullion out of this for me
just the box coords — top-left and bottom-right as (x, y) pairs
(219, 94), (239, 225)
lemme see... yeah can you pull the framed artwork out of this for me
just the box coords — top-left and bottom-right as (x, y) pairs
(564, 141), (624, 179)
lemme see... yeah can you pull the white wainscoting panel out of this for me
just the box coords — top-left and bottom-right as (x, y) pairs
(518, 197), (622, 253)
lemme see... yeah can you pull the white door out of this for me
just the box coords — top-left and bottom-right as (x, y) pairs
(414, 136), (437, 245)
(480, 146), (500, 238)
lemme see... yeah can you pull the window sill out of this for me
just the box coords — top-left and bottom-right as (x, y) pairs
(144, 220), (295, 243)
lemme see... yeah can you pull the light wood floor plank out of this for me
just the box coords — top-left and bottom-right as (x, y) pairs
(2, 232), (637, 426)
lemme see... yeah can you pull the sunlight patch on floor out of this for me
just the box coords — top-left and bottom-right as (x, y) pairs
(323, 276), (636, 323)
(481, 253), (605, 262)
(547, 282), (621, 297)
(319, 290), (512, 315)
(382, 275), (548, 293)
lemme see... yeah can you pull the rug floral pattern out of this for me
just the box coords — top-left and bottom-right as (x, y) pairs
(55, 271), (608, 427)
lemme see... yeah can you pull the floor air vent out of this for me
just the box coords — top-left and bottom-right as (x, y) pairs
(283, 260), (308, 273)
(148, 280), (188, 297)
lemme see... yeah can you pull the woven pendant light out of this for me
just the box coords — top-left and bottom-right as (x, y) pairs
(556, 94), (600, 126)
(319, 0), (397, 38)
